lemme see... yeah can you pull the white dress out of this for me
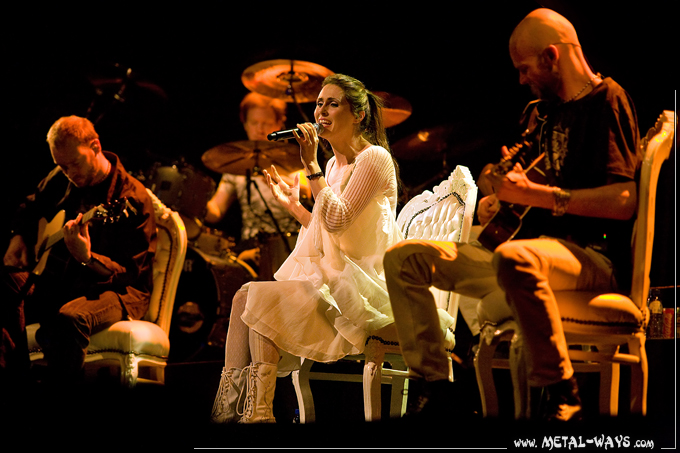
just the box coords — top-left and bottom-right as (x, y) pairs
(241, 145), (403, 369)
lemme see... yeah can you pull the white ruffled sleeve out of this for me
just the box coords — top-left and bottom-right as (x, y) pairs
(310, 146), (396, 256)
(316, 146), (395, 233)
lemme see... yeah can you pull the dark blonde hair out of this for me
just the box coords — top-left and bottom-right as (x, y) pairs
(321, 74), (390, 150)
(322, 74), (401, 189)
(46, 115), (99, 149)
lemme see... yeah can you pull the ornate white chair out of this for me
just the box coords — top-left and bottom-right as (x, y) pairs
(292, 165), (478, 422)
(474, 110), (676, 418)
(27, 189), (188, 387)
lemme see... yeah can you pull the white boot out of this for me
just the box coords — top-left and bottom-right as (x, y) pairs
(210, 367), (245, 423)
(238, 362), (277, 423)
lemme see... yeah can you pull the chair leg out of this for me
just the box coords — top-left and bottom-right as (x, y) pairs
(474, 332), (500, 418)
(596, 362), (619, 416)
(292, 359), (316, 423)
(627, 335), (648, 415)
(509, 332), (529, 419)
(121, 353), (139, 388)
(363, 343), (385, 422)
(388, 359), (409, 418)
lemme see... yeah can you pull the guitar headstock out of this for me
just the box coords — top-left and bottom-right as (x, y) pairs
(91, 198), (137, 224)
(492, 111), (547, 178)
(493, 139), (532, 176)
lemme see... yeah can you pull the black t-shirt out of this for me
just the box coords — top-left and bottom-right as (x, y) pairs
(518, 78), (641, 292)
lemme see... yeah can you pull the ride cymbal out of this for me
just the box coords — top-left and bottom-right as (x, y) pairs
(202, 140), (301, 175)
(241, 59), (334, 103)
(374, 91), (412, 128)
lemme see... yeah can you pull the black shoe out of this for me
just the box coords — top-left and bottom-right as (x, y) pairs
(404, 379), (456, 421)
(541, 377), (583, 422)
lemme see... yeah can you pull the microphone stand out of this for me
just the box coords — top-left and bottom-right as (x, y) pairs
(246, 167), (293, 255)
(247, 143), (294, 255)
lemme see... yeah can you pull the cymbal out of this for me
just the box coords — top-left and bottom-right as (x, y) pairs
(90, 77), (168, 100)
(86, 63), (168, 100)
(202, 140), (302, 175)
(374, 91), (412, 128)
(242, 59), (334, 103)
(391, 124), (487, 161)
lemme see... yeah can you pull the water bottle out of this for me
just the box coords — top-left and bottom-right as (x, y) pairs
(647, 290), (663, 339)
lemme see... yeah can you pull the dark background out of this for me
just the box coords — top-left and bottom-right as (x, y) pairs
(2, 3), (675, 283)
(1, 1), (676, 448)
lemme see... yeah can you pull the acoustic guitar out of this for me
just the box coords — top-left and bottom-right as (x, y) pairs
(31, 198), (135, 276)
(477, 130), (548, 251)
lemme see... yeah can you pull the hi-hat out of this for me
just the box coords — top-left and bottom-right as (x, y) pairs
(202, 140), (301, 175)
(242, 59), (334, 103)
(374, 91), (412, 128)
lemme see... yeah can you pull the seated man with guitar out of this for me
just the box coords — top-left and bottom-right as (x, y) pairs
(383, 8), (639, 422)
(1, 115), (156, 393)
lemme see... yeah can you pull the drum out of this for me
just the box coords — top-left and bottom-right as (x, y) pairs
(145, 163), (216, 240)
(191, 227), (235, 258)
(256, 232), (299, 281)
(169, 246), (256, 362)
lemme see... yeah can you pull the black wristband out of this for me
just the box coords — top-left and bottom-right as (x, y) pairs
(306, 171), (323, 181)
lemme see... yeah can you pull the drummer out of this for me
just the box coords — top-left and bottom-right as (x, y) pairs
(205, 92), (310, 280)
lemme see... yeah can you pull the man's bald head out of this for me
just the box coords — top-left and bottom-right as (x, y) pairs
(510, 8), (580, 58)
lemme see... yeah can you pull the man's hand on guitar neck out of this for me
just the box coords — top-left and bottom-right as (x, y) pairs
(63, 212), (92, 264)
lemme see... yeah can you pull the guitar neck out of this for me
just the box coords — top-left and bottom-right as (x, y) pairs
(44, 206), (102, 250)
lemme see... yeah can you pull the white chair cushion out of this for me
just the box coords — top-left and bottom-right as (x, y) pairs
(88, 320), (170, 358)
(555, 291), (644, 336)
(477, 290), (644, 337)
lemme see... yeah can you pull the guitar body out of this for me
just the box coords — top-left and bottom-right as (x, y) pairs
(478, 203), (531, 250)
(477, 142), (549, 251)
(33, 210), (66, 276)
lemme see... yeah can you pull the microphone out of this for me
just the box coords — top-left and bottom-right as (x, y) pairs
(267, 123), (324, 142)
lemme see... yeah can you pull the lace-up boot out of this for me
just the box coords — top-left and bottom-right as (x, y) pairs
(210, 367), (245, 423)
(238, 362), (277, 423)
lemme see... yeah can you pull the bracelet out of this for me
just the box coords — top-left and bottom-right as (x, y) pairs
(80, 255), (94, 266)
(552, 187), (571, 217)
(306, 171), (323, 181)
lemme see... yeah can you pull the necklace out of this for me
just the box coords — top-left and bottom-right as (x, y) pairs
(566, 72), (601, 103)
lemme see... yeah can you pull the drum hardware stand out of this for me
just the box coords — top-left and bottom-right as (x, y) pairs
(246, 161), (293, 255)
(285, 60), (312, 123)
(87, 66), (132, 125)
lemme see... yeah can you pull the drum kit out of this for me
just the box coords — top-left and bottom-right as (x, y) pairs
(137, 59), (473, 361)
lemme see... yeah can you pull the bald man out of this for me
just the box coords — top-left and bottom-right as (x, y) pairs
(384, 8), (639, 422)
